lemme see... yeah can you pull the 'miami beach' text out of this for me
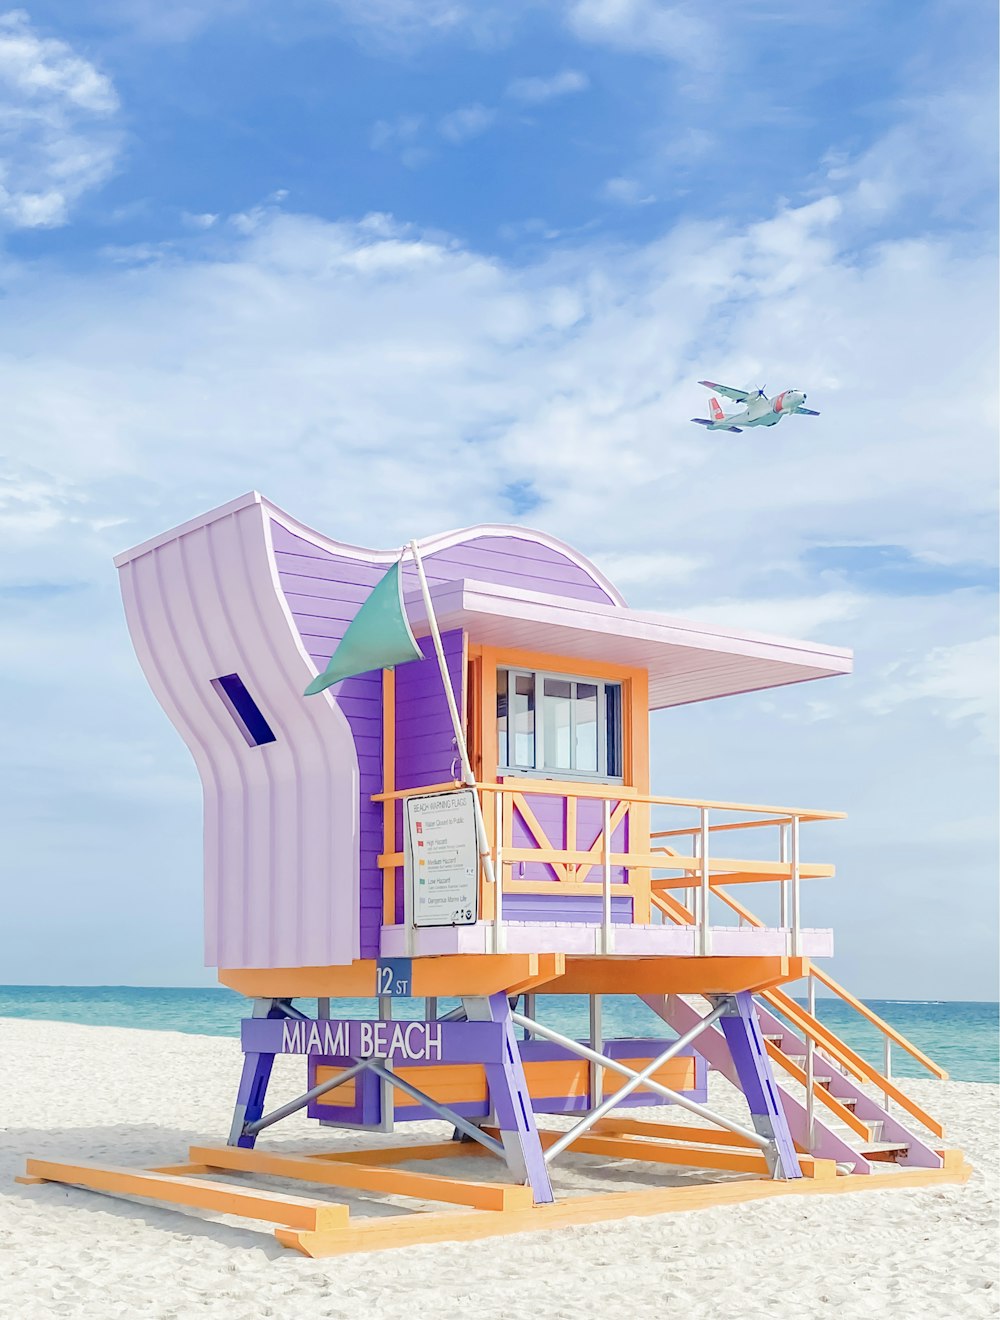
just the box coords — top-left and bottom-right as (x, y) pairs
(280, 1019), (443, 1061)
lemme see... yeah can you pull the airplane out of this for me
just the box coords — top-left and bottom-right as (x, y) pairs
(691, 381), (820, 432)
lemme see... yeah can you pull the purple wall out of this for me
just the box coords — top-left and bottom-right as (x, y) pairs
(510, 791), (628, 889)
(405, 537), (619, 605)
(270, 528), (387, 956)
(271, 521), (618, 957)
(395, 632), (465, 792)
(502, 894), (634, 923)
(393, 630), (466, 928)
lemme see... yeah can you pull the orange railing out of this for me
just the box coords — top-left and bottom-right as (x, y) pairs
(374, 777), (842, 956)
(648, 884), (947, 1138)
(373, 776), (946, 1141)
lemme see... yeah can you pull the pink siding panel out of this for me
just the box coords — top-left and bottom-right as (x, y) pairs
(117, 502), (359, 970)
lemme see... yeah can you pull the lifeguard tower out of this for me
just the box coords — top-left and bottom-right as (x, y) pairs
(20, 492), (968, 1255)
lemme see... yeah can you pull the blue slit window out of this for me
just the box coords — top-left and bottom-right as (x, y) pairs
(211, 673), (277, 747)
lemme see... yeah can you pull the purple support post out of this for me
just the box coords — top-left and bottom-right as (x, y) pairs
(717, 991), (802, 1180)
(228, 1000), (285, 1149)
(465, 993), (554, 1204)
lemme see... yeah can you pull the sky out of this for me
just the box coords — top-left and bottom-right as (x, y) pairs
(0, 0), (997, 1000)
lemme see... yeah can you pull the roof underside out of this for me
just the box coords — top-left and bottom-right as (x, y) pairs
(407, 579), (852, 710)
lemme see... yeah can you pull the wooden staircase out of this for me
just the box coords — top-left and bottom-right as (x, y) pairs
(648, 883), (950, 1172)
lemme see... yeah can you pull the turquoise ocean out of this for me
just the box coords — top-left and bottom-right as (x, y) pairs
(2, 986), (996, 1084)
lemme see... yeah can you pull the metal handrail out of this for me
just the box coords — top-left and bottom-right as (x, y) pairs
(648, 885), (947, 1137)
(704, 882), (948, 1081)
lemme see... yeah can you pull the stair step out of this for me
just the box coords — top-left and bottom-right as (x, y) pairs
(784, 1055), (834, 1086)
(764, 1034), (784, 1044)
(861, 1142), (909, 1162)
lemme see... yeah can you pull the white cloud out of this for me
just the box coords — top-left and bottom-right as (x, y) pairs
(438, 101), (496, 144)
(866, 637), (999, 751)
(369, 113), (432, 168)
(0, 10), (121, 227)
(505, 68), (589, 104)
(371, 103), (498, 162)
(566, 0), (710, 66)
(181, 210), (219, 229)
(330, 0), (474, 41)
(370, 113), (424, 151)
(601, 175), (655, 205)
(686, 592), (867, 640)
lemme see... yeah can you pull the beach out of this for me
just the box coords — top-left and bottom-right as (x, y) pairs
(2, 1017), (996, 1319)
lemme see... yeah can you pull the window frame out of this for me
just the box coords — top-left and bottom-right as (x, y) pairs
(496, 664), (624, 784)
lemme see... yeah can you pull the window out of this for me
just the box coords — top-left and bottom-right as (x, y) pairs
(211, 673), (277, 747)
(497, 666), (623, 781)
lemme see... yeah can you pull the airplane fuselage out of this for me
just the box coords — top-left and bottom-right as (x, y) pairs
(691, 382), (819, 432)
(707, 389), (808, 429)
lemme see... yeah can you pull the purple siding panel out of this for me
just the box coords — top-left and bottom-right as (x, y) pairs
(508, 790), (628, 886)
(270, 519), (620, 959)
(503, 895), (633, 923)
(419, 538), (618, 605)
(395, 631), (465, 793)
(271, 530), (620, 607)
(272, 529), (389, 959)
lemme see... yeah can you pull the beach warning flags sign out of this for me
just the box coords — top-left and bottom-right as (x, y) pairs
(304, 559), (423, 696)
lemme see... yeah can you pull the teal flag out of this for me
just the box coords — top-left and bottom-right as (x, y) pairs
(304, 559), (423, 696)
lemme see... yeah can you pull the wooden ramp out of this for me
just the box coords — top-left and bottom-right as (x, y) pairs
(17, 1130), (971, 1259)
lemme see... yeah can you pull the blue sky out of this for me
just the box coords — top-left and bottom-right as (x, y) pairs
(0, 1), (997, 998)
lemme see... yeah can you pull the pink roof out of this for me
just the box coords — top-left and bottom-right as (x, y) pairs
(405, 577), (852, 708)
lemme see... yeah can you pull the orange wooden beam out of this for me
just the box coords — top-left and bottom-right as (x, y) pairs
(24, 1158), (349, 1232)
(381, 667), (397, 926)
(188, 1145), (532, 1211)
(525, 1127), (836, 1180)
(539, 955), (811, 996)
(220, 953), (564, 999)
(591, 1118), (757, 1148)
(276, 1161), (971, 1258)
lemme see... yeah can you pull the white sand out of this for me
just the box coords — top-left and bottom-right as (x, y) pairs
(1, 1017), (996, 1320)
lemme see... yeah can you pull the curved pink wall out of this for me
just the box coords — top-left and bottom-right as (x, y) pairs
(118, 501), (359, 969)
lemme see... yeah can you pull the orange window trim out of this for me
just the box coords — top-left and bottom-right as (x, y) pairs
(477, 644), (650, 790)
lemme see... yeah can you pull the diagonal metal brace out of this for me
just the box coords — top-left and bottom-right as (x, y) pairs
(364, 1061), (505, 1158)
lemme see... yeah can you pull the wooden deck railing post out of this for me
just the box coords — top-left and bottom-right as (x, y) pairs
(493, 789), (505, 954)
(601, 798), (614, 954)
(790, 816), (801, 957)
(698, 808), (711, 956)
(806, 971), (816, 1150)
(778, 823), (788, 933)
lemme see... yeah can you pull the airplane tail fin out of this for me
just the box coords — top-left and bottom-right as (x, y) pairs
(708, 396), (725, 422)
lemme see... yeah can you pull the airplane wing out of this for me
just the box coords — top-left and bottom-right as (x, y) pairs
(691, 418), (743, 432)
(698, 380), (750, 403)
(795, 407), (820, 416)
